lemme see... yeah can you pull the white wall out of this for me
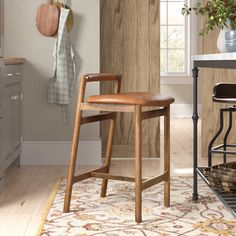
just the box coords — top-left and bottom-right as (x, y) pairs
(161, 83), (194, 117)
(4, 0), (101, 165)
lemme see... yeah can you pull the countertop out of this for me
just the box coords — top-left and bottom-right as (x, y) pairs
(192, 52), (236, 61)
(3, 57), (25, 65)
(192, 53), (236, 69)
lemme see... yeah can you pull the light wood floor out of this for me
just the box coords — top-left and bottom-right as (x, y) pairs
(0, 118), (235, 236)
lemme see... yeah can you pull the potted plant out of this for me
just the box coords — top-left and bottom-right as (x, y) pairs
(182, 0), (236, 52)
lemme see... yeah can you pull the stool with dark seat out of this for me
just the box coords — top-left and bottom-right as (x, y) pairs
(63, 73), (175, 223)
(208, 83), (236, 167)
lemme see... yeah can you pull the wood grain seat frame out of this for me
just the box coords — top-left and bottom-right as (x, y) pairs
(63, 73), (172, 223)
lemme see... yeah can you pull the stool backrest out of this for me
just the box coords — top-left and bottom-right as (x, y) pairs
(78, 73), (122, 103)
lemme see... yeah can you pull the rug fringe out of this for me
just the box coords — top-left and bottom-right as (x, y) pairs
(35, 177), (62, 236)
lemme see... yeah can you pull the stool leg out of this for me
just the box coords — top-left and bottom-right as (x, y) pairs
(208, 108), (224, 167)
(101, 113), (117, 197)
(64, 78), (86, 213)
(135, 105), (142, 223)
(223, 110), (232, 163)
(63, 110), (82, 213)
(164, 106), (170, 207)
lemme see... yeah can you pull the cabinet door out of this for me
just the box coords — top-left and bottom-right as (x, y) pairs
(3, 86), (13, 169)
(0, 60), (4, 189)
(0, 110), (3, 183)
(13, 85), (21, 160)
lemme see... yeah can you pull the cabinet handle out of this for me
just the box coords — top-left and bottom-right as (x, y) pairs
(11, 95), (18, 100)
(5, 73), (13, 77)
(15, 72), (21, 76)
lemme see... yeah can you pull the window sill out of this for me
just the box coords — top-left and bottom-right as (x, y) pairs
(160, 76), (193, 85)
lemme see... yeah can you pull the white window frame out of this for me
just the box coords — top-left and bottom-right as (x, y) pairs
(160, 0), (198, 85)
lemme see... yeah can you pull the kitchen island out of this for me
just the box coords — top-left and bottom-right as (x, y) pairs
(192, 52), (236, 216)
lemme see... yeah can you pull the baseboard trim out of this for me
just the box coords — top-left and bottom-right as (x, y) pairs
(171, 104), (201, 117)
(21, 140), (102, 166)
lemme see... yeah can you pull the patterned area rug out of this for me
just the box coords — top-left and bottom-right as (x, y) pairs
(37, 176), (236, 236)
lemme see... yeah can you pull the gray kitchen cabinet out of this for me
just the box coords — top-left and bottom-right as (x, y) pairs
(0, 62), (23, 191)
(3, 64), (22, 168)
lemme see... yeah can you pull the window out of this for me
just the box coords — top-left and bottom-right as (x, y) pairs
(160, 0), (191, 77)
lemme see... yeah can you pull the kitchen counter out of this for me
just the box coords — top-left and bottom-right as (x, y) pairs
(4, 57), (25, 65)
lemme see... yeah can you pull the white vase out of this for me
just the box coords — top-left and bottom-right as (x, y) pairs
(217, 29), (228, 53)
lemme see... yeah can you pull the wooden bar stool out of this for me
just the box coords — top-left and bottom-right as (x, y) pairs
(63, 73), (175, 223)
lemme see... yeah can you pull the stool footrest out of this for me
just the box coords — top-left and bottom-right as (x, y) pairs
(142, 171), (168, 190)
(72, 166), (168, 189)
(211, 144), (236, 155)
(91, 172), (135, 182)
(73, 166), (107, 184)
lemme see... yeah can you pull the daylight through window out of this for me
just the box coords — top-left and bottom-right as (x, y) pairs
(160, 0), (189, 76)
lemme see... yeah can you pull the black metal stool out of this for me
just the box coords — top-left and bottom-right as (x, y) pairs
(208, 83), (236, 167)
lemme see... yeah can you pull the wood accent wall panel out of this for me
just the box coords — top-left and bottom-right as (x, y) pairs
(100, 0), (160, 158)
(201, 27), (236, 157)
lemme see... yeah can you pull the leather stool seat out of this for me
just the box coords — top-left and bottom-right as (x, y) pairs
(213, 83), (236, 103)
(87, 92), (175, 106)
